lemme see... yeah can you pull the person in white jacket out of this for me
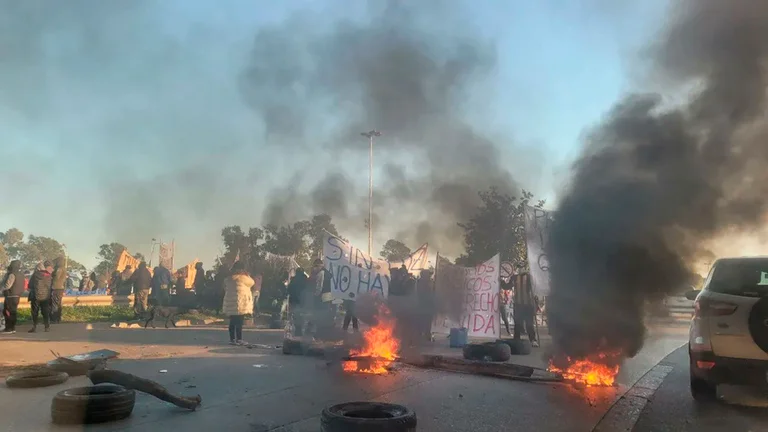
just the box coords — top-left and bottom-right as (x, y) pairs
(222, 261), (255, 345)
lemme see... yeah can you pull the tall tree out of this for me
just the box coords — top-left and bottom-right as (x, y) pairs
(457, 188), (545, 268)
(1, 228), (24, 260)
(0, 243), (8, 269)
(94, 242), (128, 276)
(307, 214), (341, 261)
(380, 239), (412, 262)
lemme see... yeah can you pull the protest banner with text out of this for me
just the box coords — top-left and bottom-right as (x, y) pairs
(524, 205), (554, 297)
(431, 254), (501, 338)
(388, 243), (429, 276)
(323, 234), (390, 301)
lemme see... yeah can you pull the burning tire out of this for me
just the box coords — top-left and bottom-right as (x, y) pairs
(462, 342), (511, 362)
(51, 385), (135, 425)
(321, 401), (417, 431)
(5, 370), (69, 388)
(496, 338), (532, 356)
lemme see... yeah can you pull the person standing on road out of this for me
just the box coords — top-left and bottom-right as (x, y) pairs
(28, 261), (54, 332)
(512, 267), (539, 347)
(499, 277), (513, 336)
(130, 261), (152, 318)
(2, 260), (25, 334)
(49, 256), (67, 323)
(287, 268), (309, 337)
(120, 265), (134, 295)
(310, 259), (334, 336)
(222, 261), (255, 345)
(151, 263), (173, 306)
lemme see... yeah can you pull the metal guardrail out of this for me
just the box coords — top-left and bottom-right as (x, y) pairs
(15, 295), (134, 310)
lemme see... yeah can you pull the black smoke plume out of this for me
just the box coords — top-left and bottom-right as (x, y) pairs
(240, 2), (540, 255)
(547, 0), (768, 360)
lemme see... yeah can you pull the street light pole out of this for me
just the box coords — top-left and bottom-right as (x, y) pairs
(361, 130), (382, 257)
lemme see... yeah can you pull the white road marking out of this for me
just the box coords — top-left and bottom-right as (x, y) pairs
(593, 364), (674, 432)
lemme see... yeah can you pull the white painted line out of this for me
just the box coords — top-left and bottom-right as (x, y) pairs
(593, 364), (674, 432)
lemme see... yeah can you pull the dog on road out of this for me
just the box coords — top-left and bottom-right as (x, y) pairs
(144, 298), (186, 329)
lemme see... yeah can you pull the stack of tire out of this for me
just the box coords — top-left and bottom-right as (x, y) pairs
(5, 370), (136, 425)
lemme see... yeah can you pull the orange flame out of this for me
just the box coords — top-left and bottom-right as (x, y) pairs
(343, 305), (400, 374)
(548, 352), (620, 387)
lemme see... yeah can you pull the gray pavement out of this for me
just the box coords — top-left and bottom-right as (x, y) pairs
(1, 324), (688, 431)
(632, 345), (768, 432)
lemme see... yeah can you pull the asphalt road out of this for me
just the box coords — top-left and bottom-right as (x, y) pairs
(1, 324), (690, 431)
(632, 345), (768, 432)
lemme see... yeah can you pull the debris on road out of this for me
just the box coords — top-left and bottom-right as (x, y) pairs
(87, 369), (202, 411)
(243, 343), (280, 350)
(401, 354), (564, 383)
(51, 385), (135, 425)
(48, 349), (115, 376)
(159, 369), (168, 373)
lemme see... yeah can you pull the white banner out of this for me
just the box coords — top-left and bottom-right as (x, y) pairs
(388, 243), (429, 275)
(524, 205), (554, 297)
(323, 235), (390, 301)
(431, 254), (501, 338)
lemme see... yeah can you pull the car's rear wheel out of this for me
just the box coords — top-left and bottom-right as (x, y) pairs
(690, 373), (717, 401)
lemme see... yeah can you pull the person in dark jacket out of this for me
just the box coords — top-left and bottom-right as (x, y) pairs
(2, 260), (25, 333)
(120, 265), (134, 295)
(287, 268), (309, 337)
(49, 256), (67, 323)
(130, 262), (152, 317)
(151, 264), (172, 306)
(90, 271), (102, 291)
(513, 268), (539, 347)
(28, 261), (54, 332)
(108, 270), (121, 295)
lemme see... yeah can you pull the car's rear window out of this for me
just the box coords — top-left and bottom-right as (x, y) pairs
(708, 258), (768, 297)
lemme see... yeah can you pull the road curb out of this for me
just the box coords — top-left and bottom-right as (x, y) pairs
(592, 363), (674, 432)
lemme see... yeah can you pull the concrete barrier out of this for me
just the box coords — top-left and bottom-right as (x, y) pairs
(16, 295), (134, 309)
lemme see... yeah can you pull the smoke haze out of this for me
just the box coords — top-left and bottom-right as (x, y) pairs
(547, 0), (768, 359)
(242, 1), (536, 255)
(0, 0), (546, 265)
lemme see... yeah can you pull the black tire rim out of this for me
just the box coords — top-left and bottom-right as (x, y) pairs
(326, 402), (413, 421)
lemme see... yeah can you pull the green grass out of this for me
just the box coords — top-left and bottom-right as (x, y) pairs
(15, 306), (136, 324)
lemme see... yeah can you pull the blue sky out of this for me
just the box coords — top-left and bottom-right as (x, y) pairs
(0, 0), (669, 268)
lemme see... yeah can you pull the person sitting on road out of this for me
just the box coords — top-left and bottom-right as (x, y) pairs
(222, 261), (255, 345)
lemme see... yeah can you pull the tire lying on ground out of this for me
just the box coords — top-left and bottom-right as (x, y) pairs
(5, 370), (69, 388)
(282, 338), (305, 355)
(496, 338), (532, 356)
(51, 385), (135, 425)
(321, 401), (417, 432)
(462, 342), (512, 362)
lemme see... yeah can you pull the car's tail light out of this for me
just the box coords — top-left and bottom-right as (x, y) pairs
(694, 298), (738, 317)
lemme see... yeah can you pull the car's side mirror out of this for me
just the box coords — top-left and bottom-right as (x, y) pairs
(685, 290), (700, 301)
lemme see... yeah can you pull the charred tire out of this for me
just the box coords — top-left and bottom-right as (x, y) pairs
(5, 370), (69, 388)
(748, 297), (768, 353)
(51, 385), (135, 425)
(496, 338), (532, 356)
(321, 401), (417, 432)
(282, 338), (305, 355)
(462, 342), (511, 362)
